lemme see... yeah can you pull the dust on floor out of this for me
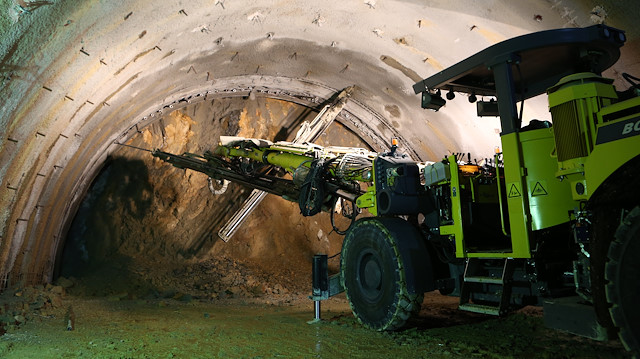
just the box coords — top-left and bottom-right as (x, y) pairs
(0, 289), (629, 359)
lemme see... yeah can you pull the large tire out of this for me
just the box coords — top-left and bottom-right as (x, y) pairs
(340, 217), (423, 331)
(606, 206), (640, 356)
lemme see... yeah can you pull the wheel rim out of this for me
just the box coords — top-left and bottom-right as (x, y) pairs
(357, 250), (383, 301)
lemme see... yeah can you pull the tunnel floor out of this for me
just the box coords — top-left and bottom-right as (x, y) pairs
(0, 283), (628, 359)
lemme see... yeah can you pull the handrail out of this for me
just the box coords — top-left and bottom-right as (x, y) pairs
(494, 153), (510, 237)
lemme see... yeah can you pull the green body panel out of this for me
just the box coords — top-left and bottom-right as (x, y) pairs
(500, 132), (532, 258)
(355, 187), (377, 216)
(520, 128), (578, 230)
(584, 97), (640, 199)
(547, 73), (618, 178)
(584, 135), (640, 200)
(216, 146), (313, 173)
(547, 73), (617, 108)
(547, 76), (640, 201)
(463, 128), (573, 259)
(216, 144), (373, 183)
(356, 158), (378, 216)
(439, 156), (465, 257)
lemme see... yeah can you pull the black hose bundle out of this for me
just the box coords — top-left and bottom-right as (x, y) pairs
(623, 72), (640, 89)
(298, 158), (326, 216)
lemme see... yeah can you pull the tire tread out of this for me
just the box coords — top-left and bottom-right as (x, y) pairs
(341, 218), (424, 331)
(605, 206), (640, 356)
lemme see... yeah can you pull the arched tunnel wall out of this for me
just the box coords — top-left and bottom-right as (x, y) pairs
(1, 0), (639, 289)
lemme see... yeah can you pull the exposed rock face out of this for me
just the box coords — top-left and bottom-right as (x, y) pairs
(60, 97), (363, 295)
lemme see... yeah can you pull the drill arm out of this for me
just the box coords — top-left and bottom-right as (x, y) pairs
(152, 138), (376, 215)
(151, 149), (301, 199)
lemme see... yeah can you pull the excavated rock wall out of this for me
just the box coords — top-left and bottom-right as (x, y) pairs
(59, 97), (360, 295)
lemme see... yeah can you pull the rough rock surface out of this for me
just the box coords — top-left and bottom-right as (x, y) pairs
(60, 97), (356, 301)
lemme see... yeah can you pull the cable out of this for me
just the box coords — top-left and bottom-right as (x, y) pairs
(298, 158), (326, 216)
(622, 72), (640, 89)
(114, 142), (152, 152)
(330, 197), (357, 235)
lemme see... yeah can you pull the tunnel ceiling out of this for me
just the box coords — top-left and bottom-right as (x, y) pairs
(1, 0), (639, 286)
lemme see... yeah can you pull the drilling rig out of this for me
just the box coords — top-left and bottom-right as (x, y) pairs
(152, 25), (640, 355)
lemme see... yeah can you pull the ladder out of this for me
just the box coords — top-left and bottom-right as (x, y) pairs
(459, 258), (514, 316)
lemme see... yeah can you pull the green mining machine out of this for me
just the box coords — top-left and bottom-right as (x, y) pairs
(153, 25), (640, 354)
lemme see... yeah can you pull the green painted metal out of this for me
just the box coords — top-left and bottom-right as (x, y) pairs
(520, 128), (578, 231)
(547, 74), (640, 201)
(494, 153), (509, 237)
(214, 142), (374, 183)
(500, 132), (532, 259)
(355, 155), (379, 216)
(439, 156), (465, 257)
(215, 145), (313, 173)
(547, 73), (619, 178)
(584, 135), (640, 199)
(355, 186), (377, 216)
(585, 99), (640, 199)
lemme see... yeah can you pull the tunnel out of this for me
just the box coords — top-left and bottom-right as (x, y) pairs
(1, 0), (639, 357)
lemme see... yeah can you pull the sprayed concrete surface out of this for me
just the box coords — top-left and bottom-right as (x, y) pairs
(2, 0), (639, 287)
(1, 1), (640, 357)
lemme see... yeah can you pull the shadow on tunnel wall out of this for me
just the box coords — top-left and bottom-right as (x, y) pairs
(58, 155), (243, 295)
(60, 157), (150, 273)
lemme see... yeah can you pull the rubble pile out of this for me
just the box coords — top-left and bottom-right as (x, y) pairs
(135, 256), (308, 303)
(164, 257), (299, 299)
(60, 254), (310, 307)
(0, 278), (74, 335)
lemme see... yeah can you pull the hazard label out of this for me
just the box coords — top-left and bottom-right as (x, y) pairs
(531, 181), (548, 196)
(507, 183), (521, 198)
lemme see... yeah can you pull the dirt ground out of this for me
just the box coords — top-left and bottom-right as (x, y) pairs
(0, 260), (630, 359)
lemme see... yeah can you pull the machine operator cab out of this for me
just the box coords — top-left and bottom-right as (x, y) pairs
(412, 24), (630, 258)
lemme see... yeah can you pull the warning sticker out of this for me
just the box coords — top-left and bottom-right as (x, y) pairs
(507, 183), (521, 198)
(531, 181), (548, 196)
